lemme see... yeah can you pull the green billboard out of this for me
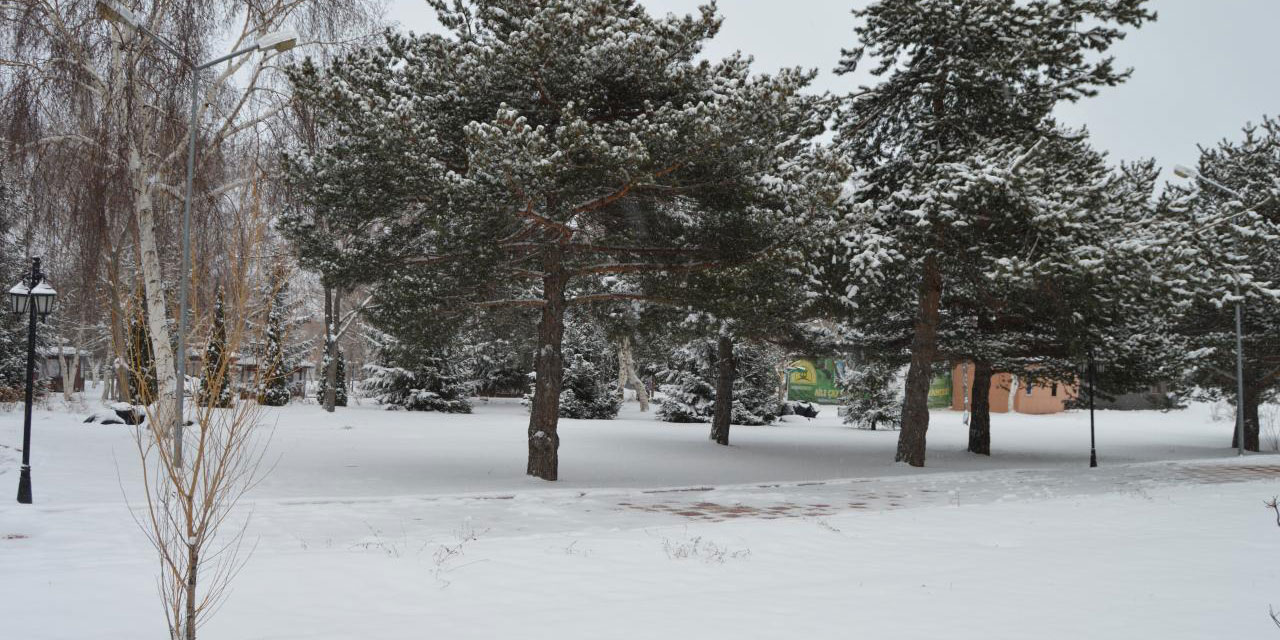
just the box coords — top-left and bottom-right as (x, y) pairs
(786, 357), (846, 404)
(928, 370), (953, 409)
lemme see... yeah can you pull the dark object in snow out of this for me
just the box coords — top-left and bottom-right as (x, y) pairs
(789, 401), (819, 419)
(84, 403), (146, 425)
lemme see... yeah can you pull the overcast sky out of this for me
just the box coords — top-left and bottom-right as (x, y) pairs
(385, 1), (1280, 184)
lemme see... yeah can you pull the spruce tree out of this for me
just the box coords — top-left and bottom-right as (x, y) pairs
(817, 0), (1154, 466)
(555, 319), (621, 420)
(258, 286), (292, 407)
(128, 307), (158, 405)
(288, 0), (828, 480)
(316, 349), (348, 407)
(841, 359), (902, 431)
(656, 339), (782, 427)
(197, 290), (234, 408)
(362, 344), (472, 413)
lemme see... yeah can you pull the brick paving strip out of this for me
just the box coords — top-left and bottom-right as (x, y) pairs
(614, 459), (1280, 524)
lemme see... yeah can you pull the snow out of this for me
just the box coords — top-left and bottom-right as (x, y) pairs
(2, 397), (1278, 638)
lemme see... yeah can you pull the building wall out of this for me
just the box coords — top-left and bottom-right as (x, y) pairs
(950, 362), (1075, 415)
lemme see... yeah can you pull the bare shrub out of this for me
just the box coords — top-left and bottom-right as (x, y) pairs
(661, 535), (751, 564)
(1262, 406), (1280, 453)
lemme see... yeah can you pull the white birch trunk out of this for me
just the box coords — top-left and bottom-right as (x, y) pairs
(616, 336), (649, 412)
(131, 145), (180, 434)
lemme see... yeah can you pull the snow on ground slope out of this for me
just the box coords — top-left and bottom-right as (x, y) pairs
(1, 400), (1278, 638)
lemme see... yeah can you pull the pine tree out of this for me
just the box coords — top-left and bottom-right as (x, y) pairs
(815, 0), (1155, 466)
(362, 345), (472, 413)
(555, 320), (621, 420)
(258, 286), (292, 407)
(840, 359), (902, 431)
(197, 290), (234, 408)
(316, 349), (348, 407)
(0, 166), (33, 392)
(127, 306), (158, 405)
(288, 0), (829, 480)
(1160, 118), (1280, 452)
(656, 339), (781, 426)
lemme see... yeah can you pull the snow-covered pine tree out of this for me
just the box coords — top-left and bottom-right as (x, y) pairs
(1160, 118), (1280, 451)
(942, 132), (1174, 455)
(0, 166), (34, 393)
(127, 304), (158, 405)
(656, 338), (781, 426)
(196, 290), (233, 408)
(841, 359), (903, 431)
(361, 341), (472, 413)
(288, 0), (829, 480)
(258, 284), (292, 407)
(555, 318), (621, 420)
(656, 340), (717, 424)
(816, 0), (1155, 466)
(316, 349), (348, 407)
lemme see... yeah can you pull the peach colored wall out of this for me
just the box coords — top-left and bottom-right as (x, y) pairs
(1012, 379), (1076, 415)
(950, 362), (1074, 415)
(950, 364), (1012, 413)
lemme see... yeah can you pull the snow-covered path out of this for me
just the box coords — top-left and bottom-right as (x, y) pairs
(2, 400), (1278, 639)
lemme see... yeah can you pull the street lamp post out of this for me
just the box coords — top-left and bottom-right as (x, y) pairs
(1172, 164), (1262, 457)
(96, 0), (297, 465)
(1087, 350), (1099, 468)
(10, 257), (56, 504)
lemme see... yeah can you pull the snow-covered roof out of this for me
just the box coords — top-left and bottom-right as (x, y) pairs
(39, 347), (89, 357)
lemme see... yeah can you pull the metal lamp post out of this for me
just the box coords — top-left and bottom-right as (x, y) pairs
(96, 0), (298, 465)
(1172, 164), (1264, 457)
(10, 257), (56, 504)
(1087, 350), (1100, 468)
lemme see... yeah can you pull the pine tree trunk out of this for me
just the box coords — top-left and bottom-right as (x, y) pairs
(323, 286), (340, 412)
(527, 247), (568, 481)
(131, 146), (179, 433)
(967, 360), (992, 455)
(710, 335), (735, 446)
(896, 255), (942, 467)
(1234, 383), (1262, 452)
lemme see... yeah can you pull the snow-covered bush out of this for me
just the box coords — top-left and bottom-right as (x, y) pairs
(315, 349), (348, 407)
(197, 292), (234, 408)
(523, 319), (620, 419)
(655, 339), (780, 425)
(840, 360), (902, 430)
(558, 351), (621, 419)
(362, 362), (471, 413)
(257, 285), (292, 407)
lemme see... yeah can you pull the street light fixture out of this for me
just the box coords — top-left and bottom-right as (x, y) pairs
(96, 0), (300, 466)
(11, 258), (55, 504)
(1173, 163), (1258, 457)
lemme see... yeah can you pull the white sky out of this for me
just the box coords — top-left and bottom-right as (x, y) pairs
(384, 0), (1280, 184)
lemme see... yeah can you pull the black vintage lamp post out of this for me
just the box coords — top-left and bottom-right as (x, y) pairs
(10, 257), (55, 504)
(1085, 350), (1106, 469)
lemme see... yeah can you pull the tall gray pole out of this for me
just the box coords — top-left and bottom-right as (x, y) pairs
(174, 75), (199, 466)
(1234, 283), (1246, 456)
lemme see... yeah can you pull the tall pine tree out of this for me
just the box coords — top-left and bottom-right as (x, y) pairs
(287, 0), (829, 480)
(197, 290), (234, 408)
(817, 0), (1154, 466)
(258, 284), (292, 407)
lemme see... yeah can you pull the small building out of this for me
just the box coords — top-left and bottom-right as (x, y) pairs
(949, 362), (1077, 415)
(235, 357), (314, 398)
(39, 347), (88, 393)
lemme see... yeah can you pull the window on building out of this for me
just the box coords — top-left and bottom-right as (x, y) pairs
(1051, 383), (1058, 397)
(1026, 382), (1033, 395)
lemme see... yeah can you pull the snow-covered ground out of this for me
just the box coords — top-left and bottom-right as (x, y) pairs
(2, 398), (1278, 639)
